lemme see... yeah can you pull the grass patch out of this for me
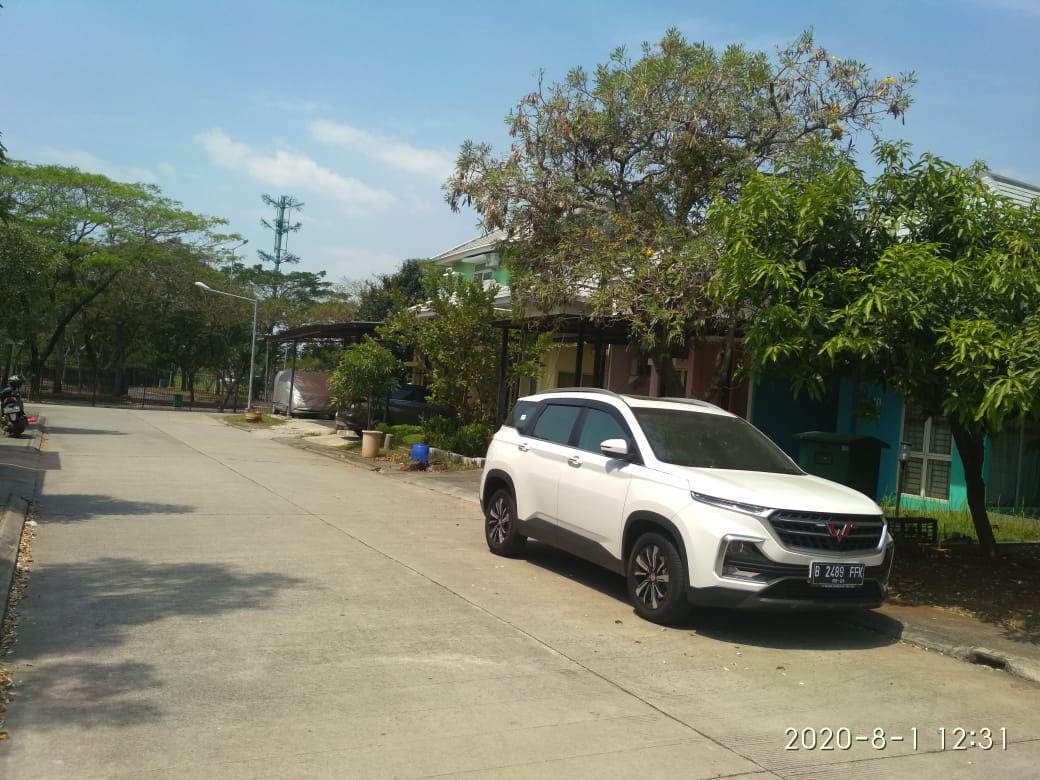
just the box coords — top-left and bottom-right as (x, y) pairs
(883, 505), (1040, 542)
(223, 413), (288, 429)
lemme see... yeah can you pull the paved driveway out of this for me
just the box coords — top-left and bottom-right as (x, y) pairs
(0, 405), (1038, 778)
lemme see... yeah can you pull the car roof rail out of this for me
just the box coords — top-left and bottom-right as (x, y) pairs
(625, 394), (725, 411)
(539, 387), (623, 398)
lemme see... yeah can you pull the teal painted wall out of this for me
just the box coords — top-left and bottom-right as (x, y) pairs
(749, 375), (839, 459)
(833, 381), (902, 502)
(833, 379), (982, 510)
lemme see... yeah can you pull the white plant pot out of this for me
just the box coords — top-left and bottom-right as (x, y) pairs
(360, 430), (384, 458)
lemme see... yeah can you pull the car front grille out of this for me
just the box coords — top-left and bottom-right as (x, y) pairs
(767, 511), (886, 553)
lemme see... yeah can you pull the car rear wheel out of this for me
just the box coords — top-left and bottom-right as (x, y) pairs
(627, 532), (688, 624)
(485, 488), (526, 557)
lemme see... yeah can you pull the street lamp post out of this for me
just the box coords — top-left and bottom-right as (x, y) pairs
(194, 282), (258, 411)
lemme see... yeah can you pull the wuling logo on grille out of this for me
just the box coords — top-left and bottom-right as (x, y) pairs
(826, 522), (853, 542)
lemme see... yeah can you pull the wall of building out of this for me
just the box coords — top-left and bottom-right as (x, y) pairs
(749, 375), (839, 460)
(833, 379), (978, 510)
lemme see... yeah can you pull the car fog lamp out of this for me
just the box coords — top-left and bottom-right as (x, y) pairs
(721, 539), (769, 581)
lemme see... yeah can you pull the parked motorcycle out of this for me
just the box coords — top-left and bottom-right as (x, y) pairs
(1, 375), (30, 438)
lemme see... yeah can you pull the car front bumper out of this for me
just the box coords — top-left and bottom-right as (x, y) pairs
(686, 544), (894, 610)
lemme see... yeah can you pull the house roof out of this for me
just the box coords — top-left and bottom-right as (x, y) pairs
(430, 228), (508, 265)
(983, 172), (1040, 208)
(265, 321), (382, 346)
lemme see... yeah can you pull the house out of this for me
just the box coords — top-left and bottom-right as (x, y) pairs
(429, 232), (750, 415)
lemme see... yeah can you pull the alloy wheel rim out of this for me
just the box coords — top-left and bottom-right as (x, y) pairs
(633, 544), (670, 609)
(488, 497), (510, 544)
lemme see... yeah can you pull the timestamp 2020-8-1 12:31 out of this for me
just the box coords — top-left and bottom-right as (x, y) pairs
(784, 727), (1008, 752)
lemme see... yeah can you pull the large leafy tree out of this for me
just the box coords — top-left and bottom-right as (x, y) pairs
(0, 221), (62, 370)
(355, 258), (429, 322)
(447, 29), (913, 397)
(711, 142), (1040, 559)
(0, 163), (224, 397)
(381, 270), (502, 423)
(381, 269), (551, 424)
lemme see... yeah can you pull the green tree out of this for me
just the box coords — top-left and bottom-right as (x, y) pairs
(447, 29), (913, 398)
(0, 221), (61, 346)
(381, 270), (500, 423)
(711, 142), (1040, 559)
(328, 337), (403, 430)
(0, 162), (224, 397)
(355, 258), (429, 322)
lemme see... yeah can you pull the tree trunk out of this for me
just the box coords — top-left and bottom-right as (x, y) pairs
(651, 347), (686, 397)
(707, 313), (739, 411)
(949, 420), (998, 560)
(53, 334), (66, 394)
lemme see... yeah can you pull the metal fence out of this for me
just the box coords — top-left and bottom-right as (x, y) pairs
(27, 359), (261, 413)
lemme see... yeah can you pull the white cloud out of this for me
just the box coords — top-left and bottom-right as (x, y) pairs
(309, 119), (456, 182)
(35, 147), (157, 183)
(196, 129), (397, 213)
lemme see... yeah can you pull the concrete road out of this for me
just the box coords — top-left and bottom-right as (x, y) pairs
(1, 404), (1038, 779)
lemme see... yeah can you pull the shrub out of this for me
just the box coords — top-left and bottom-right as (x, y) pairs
(421, 414), (458, 451)
(453, 422), (492, 457)
(417, 415), (490, 457)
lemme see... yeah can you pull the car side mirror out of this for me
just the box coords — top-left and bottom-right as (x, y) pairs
(600, 438), (634, 460)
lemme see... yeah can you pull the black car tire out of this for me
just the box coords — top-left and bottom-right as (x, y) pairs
(485, 488), (526, 557)
(627, 532), (688, 624)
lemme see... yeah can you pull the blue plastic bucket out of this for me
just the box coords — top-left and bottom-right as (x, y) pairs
(410, 443), (430, 463)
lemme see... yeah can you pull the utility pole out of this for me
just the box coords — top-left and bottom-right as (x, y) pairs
(260, 194), (304, 273)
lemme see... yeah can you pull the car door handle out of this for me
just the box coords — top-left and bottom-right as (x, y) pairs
(567, 455), (582, 467)
(518, 442), (529, 452)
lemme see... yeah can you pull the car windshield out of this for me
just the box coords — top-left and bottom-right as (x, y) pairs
(632, 408), (802, 474)
(390, 385), (425, 401)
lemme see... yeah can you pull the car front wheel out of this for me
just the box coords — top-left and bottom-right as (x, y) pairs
(485, 488), (526, 557)
(627, 532), (688, 624)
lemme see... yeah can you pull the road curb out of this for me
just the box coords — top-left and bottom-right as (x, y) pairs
(0, 419), (45, 628)
(0, 493), (29, 628)
(849, 610), (1040, 686)
(285, 438), (483, 505)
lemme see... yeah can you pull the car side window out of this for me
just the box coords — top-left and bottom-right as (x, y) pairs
(576, 407), (630, 453)
(529, 403), (582, 445)
(510, 400), (538, 433)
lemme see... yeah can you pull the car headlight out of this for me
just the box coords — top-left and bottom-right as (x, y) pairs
(691, 492), (772, 519)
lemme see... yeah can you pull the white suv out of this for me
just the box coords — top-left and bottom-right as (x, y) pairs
(479, 389), (894, 624)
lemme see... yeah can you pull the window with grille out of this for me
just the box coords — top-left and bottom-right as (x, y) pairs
(901, 407), (952, 500)
(473, 262), (496, 281)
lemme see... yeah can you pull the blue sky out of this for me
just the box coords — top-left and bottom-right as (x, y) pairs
(2, 0), (1038, 284)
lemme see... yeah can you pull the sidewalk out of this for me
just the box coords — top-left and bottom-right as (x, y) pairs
(0, 423), (44, 627)
(282, 426), (1040, 687)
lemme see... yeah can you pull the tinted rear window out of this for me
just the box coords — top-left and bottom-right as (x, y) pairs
(633, 408), (801, 474)
(508, 400), (538, 432)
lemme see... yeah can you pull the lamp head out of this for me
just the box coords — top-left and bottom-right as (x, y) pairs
(194, 281), (212, 291)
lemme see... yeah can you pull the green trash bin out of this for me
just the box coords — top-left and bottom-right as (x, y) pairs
(793, 432), (889, 499)
(172, 393), (184, 408)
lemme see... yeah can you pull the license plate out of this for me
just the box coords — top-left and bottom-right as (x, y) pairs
(809, 561), (865, 588)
